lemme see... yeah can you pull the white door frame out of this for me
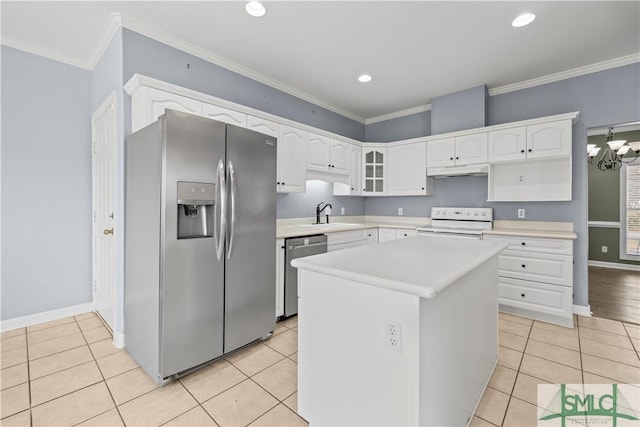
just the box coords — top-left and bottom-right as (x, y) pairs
(91, 91), (118, 336)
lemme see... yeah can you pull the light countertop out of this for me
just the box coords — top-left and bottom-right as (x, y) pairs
(291, 235), (507, 299)
(277, 220), (426, 239)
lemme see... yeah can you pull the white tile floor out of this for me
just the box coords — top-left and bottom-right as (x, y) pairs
(1, 312), (639, 426)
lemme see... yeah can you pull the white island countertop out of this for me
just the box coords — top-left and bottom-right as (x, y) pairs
(291, 235), (507, 299)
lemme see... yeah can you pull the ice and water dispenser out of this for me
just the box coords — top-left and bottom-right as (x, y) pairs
(177, 181), (215, 239)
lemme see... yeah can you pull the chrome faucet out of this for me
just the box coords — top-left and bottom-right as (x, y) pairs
(315, 202), (333, 224)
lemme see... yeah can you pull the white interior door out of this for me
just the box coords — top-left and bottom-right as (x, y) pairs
(92, 92), (117, 331)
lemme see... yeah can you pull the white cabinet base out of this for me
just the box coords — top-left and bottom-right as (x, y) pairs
(499, 304), (574, 329)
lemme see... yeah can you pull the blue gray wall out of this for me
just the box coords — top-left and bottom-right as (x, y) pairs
(122, 30), (364, 141)
(431, 85), (487, 134)
(277, 180), (365, 219)
(365, 110), (431, 142)
(1, 46), (92, 320)
(365, 62), (640, 308)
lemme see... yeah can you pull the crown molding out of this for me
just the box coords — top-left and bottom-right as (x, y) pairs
(489, 53), (640, 96)
(118, 14), (367, 124)
(1, 37), (90, 70)
(87, 13), (122, 70)
(365, 104), (432, 125)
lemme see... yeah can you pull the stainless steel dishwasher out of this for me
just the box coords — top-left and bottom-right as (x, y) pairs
(284, 234), (328, 317)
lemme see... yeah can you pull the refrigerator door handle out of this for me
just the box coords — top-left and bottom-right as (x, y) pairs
(227, 160), (237, 260)
(214, 158), (226, 261)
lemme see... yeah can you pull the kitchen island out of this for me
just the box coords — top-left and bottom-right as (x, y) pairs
(292, 235), (508, 426)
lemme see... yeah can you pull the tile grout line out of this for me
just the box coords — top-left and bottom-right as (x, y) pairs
(72, 314), (127, 427)
(24, 326), (33, 427)
(500, 318), (534, 426)
(161, 380), (212, 426)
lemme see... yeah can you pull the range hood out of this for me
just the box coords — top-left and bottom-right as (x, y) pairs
(427, 163), (489, 178)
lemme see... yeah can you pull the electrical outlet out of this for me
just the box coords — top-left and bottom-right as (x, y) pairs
(398, 208), (403, 216)
(518, 209), (525, 219)
(385, 320), (402, 353)
(341, 207), (345, 215)
(601, 246), (608, 253)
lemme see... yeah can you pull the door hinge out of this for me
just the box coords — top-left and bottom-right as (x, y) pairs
(93, 211), (96, 222)
(93, 280), (97, 292)
(92, 140), (96, 154)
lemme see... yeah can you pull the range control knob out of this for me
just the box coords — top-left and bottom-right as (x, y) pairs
(481, 211), (486, 216)
(474, 211), (479, 216)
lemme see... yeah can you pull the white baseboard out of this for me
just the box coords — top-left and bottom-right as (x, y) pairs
(1, 302), (94, 332)
(573, 304), (592, 317)
(588, 260), (640, 271)
(113, 330), (125, 348)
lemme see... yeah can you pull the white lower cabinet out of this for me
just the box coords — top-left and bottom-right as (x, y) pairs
(378, 227), (417, 242)
(327, 230), (367, 252)
(484, 234), (574, 327)
(276, 239), (285, 318)
(365, 228), (378, 244)
(498, 277), (573, 318)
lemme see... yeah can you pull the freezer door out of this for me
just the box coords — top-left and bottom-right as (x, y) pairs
(161, 110), (226, 378)
(224, 125), (277, 353)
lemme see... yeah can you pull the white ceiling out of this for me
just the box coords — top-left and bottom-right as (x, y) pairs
(2, 1), (639, 122)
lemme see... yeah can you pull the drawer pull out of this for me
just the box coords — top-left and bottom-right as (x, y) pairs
(521, 242), (526, 246)
(521, 293), (526, 298)
(521, 264), (526, 268)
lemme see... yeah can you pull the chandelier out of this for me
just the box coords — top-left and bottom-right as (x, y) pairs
(587, 127), (640, 171)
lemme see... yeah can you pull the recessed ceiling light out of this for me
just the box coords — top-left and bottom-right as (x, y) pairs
(512, 13), (536, 27)
(245, 1), (266, 17)
(358, 74), (372, 83)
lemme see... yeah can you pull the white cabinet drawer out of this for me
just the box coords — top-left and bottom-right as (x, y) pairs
(498, 277), (572, 318)
(378, 228), (398, 242)
(484, 234), (572, 255)
(498, 250), (572, 287)
(327, 229), (367, 245)
(396, 229), (417, 239)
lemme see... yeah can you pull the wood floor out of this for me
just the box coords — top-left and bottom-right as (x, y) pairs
(589, 266), (640, 325)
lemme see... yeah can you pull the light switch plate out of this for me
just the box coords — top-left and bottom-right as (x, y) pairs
(518, 209), (525, 219)
(398, 208), (403, 216)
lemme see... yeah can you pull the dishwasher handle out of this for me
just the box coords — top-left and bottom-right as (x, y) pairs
(289, 241), (328, 251)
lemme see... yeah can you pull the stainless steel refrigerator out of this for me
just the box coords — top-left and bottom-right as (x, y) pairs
(125, 109), (276, 384)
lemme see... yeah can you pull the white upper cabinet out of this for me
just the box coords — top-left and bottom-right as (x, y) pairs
(425, 137), (455, 168)
(247, 115), (279, 137)
(248, 117), (305, 193)
(489, 120), (571, 162)
(306, 133), (350, 176)
(306, 133), (332, 172)
(455, 133), (488, 165)
(201, 103), (246, 127)
(277, 125), (307, 193)
(331, 140), (351, 175)
(488, 127), (527, 162)
(526, 120), (572, 159)
(426, 133), (487, 168)
(362, 147), (387, 195)
(388, 141), (432, 196)
(133, 87), (202, 132)
(335, 144), (362, 195)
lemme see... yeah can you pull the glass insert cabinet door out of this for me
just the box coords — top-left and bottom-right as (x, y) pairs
(364, 148), (385, 194)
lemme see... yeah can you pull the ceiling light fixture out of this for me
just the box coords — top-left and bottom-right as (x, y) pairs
(588, 127), (640, 171)
(358, 74), (372, 83)
(245, 1), (266, 17)
(512, 13), (536, 27)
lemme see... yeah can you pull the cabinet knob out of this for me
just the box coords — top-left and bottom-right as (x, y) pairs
(520, 150), (525, 153)
(456, 156), (459, 160)
(450, 157), (454, 160)
(351, 187), (354, 190)
(282, 182), (285, 185)
(276, 182), (280, 185)
(521, 264), (526, 268)
(521, 293), (526, 298)
(421, 187), (425, 190)
(521, 242), (526, 246)
(528, 149), (532, 152)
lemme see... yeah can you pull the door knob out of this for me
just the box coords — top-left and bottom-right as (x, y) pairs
(103, 228), (114, 235)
